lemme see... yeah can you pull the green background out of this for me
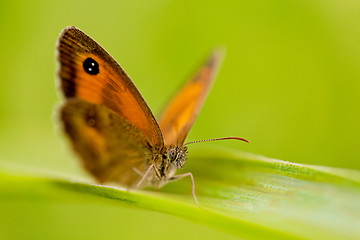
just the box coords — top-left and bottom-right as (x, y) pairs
(1, 0), (359, 239)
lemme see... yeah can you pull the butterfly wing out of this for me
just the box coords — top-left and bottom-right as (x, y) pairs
(61, 99), (154, 187)
(57, 26), (163, 148)
(57, 26), (164, 187)
(158, 50), (225, 146)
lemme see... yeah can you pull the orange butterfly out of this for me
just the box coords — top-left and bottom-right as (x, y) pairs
(57, 26), (248, 204)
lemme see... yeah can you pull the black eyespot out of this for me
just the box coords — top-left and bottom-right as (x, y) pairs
(83, 58), (99, 75)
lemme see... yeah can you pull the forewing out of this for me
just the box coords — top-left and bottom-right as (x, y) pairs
(61, 98), (155, 188)
(158, 50), (224, 146)
(57, 26), (163, 148)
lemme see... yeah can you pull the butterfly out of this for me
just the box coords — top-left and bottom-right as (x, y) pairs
(57, 26), (248, 204)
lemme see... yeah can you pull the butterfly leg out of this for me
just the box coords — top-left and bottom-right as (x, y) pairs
(170, 172), (199, 206)
(134, 164), (157, 189)
(132, 167), (143, 176)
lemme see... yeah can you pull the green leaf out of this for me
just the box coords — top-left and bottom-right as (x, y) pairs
(1, 147), (359, 240)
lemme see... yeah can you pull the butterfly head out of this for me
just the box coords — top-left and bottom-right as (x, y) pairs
(167, 146), (188, 169)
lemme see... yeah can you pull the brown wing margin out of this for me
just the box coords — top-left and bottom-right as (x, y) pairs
(57, 26), (164, 148)
(158, 49), (225, 146)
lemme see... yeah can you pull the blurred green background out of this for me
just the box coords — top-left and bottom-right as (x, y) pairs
(1, 0), (359, 239)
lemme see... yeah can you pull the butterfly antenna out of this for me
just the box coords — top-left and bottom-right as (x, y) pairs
(183, 137), (250, 146)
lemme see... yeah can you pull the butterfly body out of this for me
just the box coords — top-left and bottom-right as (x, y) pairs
(156, 145), (188, 186)
(57, 26), (231, 202)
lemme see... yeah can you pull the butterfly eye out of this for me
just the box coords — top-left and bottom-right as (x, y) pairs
(83, 57), (99, 75)
(167, 148), (177, 160)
